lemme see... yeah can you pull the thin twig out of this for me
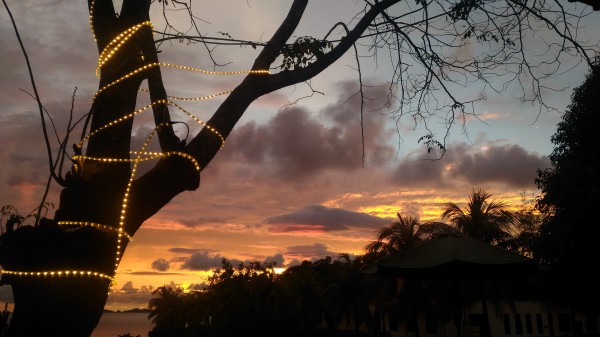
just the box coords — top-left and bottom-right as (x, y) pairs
(3, 0), (61, 225)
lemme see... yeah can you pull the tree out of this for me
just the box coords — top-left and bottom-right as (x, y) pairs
(535, 59), (600, 315)
(147, 286), (188, 336)
(0, 0), (598, 336)
(440, 189), (517, 244)
(536, 60), (600, 268)
(365, 213), (425, 256)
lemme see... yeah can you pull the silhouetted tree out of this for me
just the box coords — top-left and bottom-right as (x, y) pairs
(536, 60), (600, 268)
(365, 214), (425, 257)
(535, 59), (600, 324)
(148, 258), (343, 337)
(148, 286), (188, 336)
(441, 189), (517, 244)
(1, 1), (598, 336)
(496, 195), (546, 257)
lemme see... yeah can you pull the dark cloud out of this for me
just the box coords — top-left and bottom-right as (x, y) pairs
(453, 144), (549, 187)
(151, 258), (170, 272)
(284, 243), (336, 258)
(180, 250), (240, 271)
(168, 247), (203, 254)
(177, 216), (227, 228)
(390, 143), (549, 189)
(120, 281), (137, 294)
(389, 156), (448, 188)
(187, 283), (208, 291)
(221, 82), (395, 181)
(106, 282), (156, 309)
(263, 253), (285, 267)
(287, 259), (303, 267)
(266, 205), (388, 232)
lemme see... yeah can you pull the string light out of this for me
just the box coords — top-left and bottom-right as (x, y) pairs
(112, 122), (171, 271)
(89, 0), (96, 42)
(4, 0), (267, 287)
(0, 270), (115, 284)
(78, 99), (224, 150)
(96, 21), (154, 77)
(140, 88), (232, 102)
(57, 221), (133, 241)
(93, 62), (268, 101)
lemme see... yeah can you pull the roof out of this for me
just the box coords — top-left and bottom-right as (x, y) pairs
(363, 236), (539, 279)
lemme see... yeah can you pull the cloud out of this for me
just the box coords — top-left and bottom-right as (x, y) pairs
(177, 216), (227, 228)
(390, 142), (549, 189)
(106, 282), (155, 310)
(151, 258), (170, 272)
(187, 283), (208, 291)
(265, 204), (389, 232)
(180, 250), (239, 271)
(453, 144), (550, 187)
(219, 82), (395, 181)
(168, 247), (203, 254)
(263, 253), (285, 267)
(284, 243), (336, 259)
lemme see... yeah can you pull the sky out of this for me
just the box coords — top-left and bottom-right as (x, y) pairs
(1, 1), (598, 310)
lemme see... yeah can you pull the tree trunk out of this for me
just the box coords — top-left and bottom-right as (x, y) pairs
(0, 219), (118, 336)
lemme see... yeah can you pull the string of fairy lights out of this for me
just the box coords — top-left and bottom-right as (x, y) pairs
(0, 1), (269, 287)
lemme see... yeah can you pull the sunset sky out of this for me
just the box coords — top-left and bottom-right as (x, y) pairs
(1, 1), (598, 310)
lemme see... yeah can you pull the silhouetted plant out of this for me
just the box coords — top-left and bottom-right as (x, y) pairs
(0, 203), (53, 234)
(441, 189), (517, 244)
(147, 257), (385, 337)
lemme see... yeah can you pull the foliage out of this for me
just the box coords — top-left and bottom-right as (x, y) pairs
(366, 190), (529, 259)
(364, 213), (424, 256)
(441, 189), (516, 244)
(280, 36), (333, 70)
(534, 60), (600, 311)
(0, 203), (53, 234)
(535, 60), (600, 269)
(495, 193), (545, 257)
(148, 257), (387, 337)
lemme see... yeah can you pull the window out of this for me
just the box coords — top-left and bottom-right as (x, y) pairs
(504, 314), (511, 335)
(515, 314), (523, 335)
(526, 314), (533, 334)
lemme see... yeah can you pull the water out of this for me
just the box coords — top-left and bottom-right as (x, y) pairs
(92, 312), (153, 337)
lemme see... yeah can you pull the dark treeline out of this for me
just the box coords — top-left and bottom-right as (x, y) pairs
(148, 255), (388, 337)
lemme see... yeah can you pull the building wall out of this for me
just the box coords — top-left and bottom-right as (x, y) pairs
(370, 301), (598, 337)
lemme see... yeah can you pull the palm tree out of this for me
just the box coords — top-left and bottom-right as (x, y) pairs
(148, 286), (188, 336)
(441, 189), (517, 244)
(441, 190), (520, 337)
(365, 213), (425, 257)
